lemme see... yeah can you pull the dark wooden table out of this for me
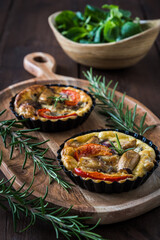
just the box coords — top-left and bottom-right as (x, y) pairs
(0, 0), (160, 239)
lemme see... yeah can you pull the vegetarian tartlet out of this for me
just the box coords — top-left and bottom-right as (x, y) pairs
(58, 129), (160, 193)
(10, 84), (95, 132)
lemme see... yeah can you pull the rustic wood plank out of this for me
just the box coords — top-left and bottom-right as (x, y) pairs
(140, 0), (160, 52)
(0, 0), (160, 239)
(0, 0), (13, 37)
(0, 171), (7, 240)
(1, 75), (160, 238)
(0, 2), (16, 239)
(0, 51), (160, 225)
(0, 0), (78, 90)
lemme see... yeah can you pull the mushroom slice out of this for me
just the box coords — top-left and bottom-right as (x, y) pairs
(38, 88), (54, 105)
(118, 150), (140, 171)
(67, 137), (99, 149)
(86, 136), (99, 144)
(122, 139), (136, 150)
(66, 140), (81, 148)
(78, 157), (107, 172)
(101, 155), (120, 166)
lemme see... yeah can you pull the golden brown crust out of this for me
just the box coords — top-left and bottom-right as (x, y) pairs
(14, 85), (93, 122)
(61, 131), (156, 183)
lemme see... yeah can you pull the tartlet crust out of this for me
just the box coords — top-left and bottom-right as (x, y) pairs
(61, 131), (156, 184)
(14, 85), (93, 122)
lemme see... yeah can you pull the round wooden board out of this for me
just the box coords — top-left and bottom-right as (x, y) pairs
(0, 52), (160, 224)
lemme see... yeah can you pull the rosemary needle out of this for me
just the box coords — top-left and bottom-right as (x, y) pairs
(0, 110), (72, 191)
(48, 96), (68, 107)
(109, 134), (134, 155)
(0, 112), (107, 239)
(0, 162), (107, 239)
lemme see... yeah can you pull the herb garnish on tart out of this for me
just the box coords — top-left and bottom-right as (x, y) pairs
(58, 129), (159, 193)
(10, 84), (95, 132)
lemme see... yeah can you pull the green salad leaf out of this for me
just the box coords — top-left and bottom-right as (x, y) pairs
(84, 4), (109, 22)
(120, 9), (131, 19)
(94, 25), (103, 43)
(103, 20), (119, 42)
(102, 4), (123, 19)
(55, 10), (78, 30)
(64, 27), (88, 42)
(121, 22), (142, 38)
(55, 4), (143, 43)
(76, 11), (85, 21)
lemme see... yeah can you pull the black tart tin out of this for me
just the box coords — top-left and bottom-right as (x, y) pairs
(57, 129), (160, 193)
(10, 84), (95, 132)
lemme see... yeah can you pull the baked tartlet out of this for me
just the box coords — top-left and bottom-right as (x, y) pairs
(58, 129), (160, 193)
(10, 84), (95, 132)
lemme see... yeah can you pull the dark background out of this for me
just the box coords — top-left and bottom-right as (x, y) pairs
(0, 0), (160, 239)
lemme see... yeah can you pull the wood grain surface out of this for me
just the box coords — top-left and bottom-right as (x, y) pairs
(0, 0), (160, 239)
(1, 51), (160, 225)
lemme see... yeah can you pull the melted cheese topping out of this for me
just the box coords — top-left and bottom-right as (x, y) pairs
(14, 85), (93, 122)
(61, 131), (156, 183)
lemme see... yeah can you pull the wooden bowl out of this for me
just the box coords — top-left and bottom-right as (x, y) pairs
(48, 12), (160, 69)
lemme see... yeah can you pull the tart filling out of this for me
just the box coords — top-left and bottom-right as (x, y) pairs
(14, 85), (93, 122)
(61, 131), (156, 183)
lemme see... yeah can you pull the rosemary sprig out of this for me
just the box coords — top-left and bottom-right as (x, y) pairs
(83, 69), (156, 135)
(109, 134), (134, 155)
(48, 96), (68, 107)
(0, 110), (72, 191)
(0, 111), (107, 239)
(0, 168), (106, 239)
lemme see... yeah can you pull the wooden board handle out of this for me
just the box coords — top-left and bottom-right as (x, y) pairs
(23, 52), (57, 79)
